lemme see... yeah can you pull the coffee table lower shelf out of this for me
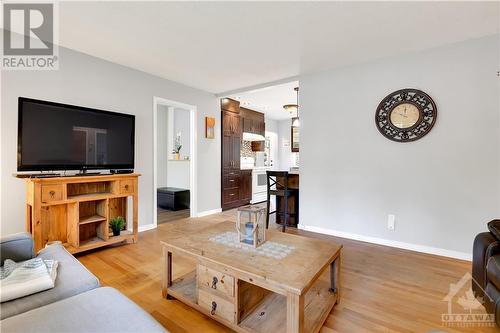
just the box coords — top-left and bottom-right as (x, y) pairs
(165, 269), (338, 333)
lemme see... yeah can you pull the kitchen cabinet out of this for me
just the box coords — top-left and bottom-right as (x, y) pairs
(222, 110), (241, 170)
(222, 101), (266, 210)
(241, 107), (265, 137)
(221, 99), (242, 210)
(239, 170), (252, 204)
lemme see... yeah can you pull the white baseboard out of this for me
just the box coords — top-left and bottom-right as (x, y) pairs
(196, 208), (222, 218)
(298, 224), (471, 261)
(138, 223), (156, 232)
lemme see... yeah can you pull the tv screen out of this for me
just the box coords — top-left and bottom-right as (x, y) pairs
(18, 97), (135, 171)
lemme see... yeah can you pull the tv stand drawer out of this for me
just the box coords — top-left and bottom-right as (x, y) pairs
(120, 179), (134, 194)
(41, 184), (64, 203)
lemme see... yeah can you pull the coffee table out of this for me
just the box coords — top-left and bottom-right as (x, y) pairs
(160, 221), (342, 333)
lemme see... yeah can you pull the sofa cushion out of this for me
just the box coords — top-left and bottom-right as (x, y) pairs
(0, 244), (99, 319)
(0, 287), (167, 333)
(487, 256), (500, 291)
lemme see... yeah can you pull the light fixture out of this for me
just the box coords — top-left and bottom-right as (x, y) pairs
(283, 104), (298, 114)
(284, 87), (300, 127)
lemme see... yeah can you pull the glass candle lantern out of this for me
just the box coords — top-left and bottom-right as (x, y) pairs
(236, 205), (266, 248)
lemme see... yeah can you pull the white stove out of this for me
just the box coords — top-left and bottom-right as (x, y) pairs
(251, 166), (271, 204)
(240, 157), (271, 204)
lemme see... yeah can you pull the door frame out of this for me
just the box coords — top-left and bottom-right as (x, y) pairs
(153, 96), (198, 227)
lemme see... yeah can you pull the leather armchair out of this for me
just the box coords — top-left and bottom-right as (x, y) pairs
(472, 219), (500, 326)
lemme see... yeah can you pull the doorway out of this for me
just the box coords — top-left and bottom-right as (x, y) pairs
(153, 97), (197, 227)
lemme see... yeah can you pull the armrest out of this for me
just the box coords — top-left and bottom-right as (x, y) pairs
(0, 232), (34, 265)
(488, 219), (500, 240)
(473, 232), (499, 297)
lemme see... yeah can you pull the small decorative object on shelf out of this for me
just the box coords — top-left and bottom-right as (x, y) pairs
(236, 205), (266, 248)
(109, 216), (125, 236)
(172, 131), (182, 160)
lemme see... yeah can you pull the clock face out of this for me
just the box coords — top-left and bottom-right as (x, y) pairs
(390, 103), (420, 129)
(375, 89), (437, 142)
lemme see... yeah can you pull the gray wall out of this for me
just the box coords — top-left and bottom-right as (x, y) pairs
(157, 105), (169, 187)
(173, 108), (191, 157)
(300, 35), (500, 256)
(277, 118), (298, 171)
(1, 46), (220, 235)
(265, 117), (279, 168)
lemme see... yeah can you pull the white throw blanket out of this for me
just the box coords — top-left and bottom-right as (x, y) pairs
(0, 258), (58, 302)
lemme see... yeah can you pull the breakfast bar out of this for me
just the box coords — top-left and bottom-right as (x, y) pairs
(276, 171), (299, 227)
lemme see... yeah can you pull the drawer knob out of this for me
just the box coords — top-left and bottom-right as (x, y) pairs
(211, 276), (218, 289)
(124, 185), (129, 190)
(211, 301), (217, 315)
(49, 190), (55, 198)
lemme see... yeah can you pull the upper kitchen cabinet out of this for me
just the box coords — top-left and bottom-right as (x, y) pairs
(241, 107), (265, 137)
(222, 110), (240, 137)
(221, 97), (240, 113)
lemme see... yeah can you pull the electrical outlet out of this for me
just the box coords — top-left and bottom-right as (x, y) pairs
(387, 214), (395, 231)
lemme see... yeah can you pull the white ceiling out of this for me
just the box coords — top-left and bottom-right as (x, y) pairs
(230, 80), (299, 120)
(58, 1), (498, 94)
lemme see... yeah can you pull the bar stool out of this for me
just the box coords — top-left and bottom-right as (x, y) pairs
(265, 171), (298, 232)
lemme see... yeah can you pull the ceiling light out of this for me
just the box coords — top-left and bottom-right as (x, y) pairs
(284, 87), (300, 126)
(283, 104), (298, 114)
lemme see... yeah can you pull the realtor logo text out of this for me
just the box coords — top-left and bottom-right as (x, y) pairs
(2, 2), (59, 70)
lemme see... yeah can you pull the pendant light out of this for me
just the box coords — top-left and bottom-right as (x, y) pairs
(283, 87), (300, 127)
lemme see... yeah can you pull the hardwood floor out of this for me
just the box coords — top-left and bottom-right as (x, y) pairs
(158, 208), (190, 224)
(77, 211), (497, 333)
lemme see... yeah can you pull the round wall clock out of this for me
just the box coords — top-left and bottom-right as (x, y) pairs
(375, 88), (437, 142)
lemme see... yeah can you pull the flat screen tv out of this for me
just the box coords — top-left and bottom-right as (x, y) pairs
(18, 97), (135, 172)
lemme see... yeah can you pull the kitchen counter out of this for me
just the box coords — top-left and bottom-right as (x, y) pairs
(276, 172), (299, 226)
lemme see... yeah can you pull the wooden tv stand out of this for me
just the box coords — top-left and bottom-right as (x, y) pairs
(19, 174), (140, 253)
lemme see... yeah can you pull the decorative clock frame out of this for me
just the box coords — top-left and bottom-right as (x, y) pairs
(375, 88), (437, 142)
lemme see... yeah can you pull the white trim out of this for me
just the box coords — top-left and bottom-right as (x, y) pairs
(298, 224), (472, 261)
(153, 96), (198, 230)
(138, 223), (156, 233)
(196, 208), (222, 218)
(216, 76), (299, 98)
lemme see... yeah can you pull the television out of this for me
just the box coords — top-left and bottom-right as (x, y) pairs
(18, 97), (135, 172)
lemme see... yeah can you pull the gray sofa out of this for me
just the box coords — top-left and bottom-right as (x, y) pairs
(0, 233), (166, 333)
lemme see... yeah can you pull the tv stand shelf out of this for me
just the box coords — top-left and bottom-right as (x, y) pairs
(79, 214), (106, 225)
(18, 173), (140, 253)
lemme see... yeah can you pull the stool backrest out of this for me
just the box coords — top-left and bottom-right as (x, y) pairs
(266, 171), (289, 193)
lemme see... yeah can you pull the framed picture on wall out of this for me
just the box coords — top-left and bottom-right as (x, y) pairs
(205, 117), (215, 139)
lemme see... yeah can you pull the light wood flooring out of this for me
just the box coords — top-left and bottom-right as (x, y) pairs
(158, 208), (190, 224)
(77, 210), (497, 333)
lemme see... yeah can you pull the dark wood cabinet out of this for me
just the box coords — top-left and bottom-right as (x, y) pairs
(240, 170), (252, 204)
(240, 107), (265, 152)
(222, 102), (266, 210)
(221, 99), (243, 210)
(241, 108), (265, 134)
(222, 110), (241, 170)
(242, 118), (252, 133)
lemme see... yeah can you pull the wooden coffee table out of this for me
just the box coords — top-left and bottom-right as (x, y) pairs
(160, 221), (342, 333)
